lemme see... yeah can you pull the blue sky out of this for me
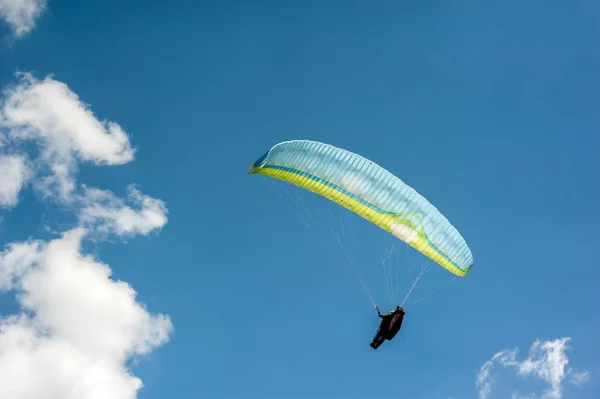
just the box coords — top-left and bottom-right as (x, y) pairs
(0, 1), (598, 398)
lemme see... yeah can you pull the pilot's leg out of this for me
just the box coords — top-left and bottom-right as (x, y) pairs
(370, 335), (384, 349)
(370, 328), (384, 349)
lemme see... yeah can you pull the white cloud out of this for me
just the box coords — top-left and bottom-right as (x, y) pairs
(569, 370), (589, 387)
(0, 229), (173, 399)
(1, 73), (135, 201)
(0, 72), (173, 399)
(0, 0), (46, 38)
(79, 185), (168, 238)
(0, 239), (43, 290)
(476, 338), (589, 399)
(476, 348), (519, 399)
(0, 154), (31, 207)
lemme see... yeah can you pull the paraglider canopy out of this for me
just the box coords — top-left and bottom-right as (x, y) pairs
(248, 140), (473, 277)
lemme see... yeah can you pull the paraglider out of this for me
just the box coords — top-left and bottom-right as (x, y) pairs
(248, 140), (473, 349)
(370, 305), (405, 350)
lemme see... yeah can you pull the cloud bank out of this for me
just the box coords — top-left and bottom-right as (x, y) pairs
(476, 337), (589, 399)
(0, 72), (173, 399)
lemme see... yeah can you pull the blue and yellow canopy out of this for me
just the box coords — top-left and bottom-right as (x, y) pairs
(249, 140), (473, 277)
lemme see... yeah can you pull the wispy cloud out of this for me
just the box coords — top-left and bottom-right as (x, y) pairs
(0, 154), (31, 207)
(0, 73), (173, 399)
(476, 337), (589, 399)
(569, 370), (589, 387)
(79, 185), (169, 238)
(0, 0), (46, 38)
